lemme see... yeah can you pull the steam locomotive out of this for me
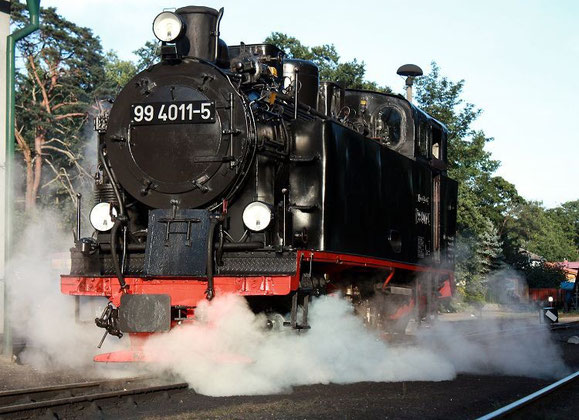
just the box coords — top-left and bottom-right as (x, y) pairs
(61, 5), (457, 362)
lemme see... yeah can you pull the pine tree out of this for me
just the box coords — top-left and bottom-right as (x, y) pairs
(12, 4), (107, 213)
(477, 218), (504, 276)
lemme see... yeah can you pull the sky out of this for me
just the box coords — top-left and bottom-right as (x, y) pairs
(38, 0), (579, 208)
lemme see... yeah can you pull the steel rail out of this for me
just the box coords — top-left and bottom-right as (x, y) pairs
(0, 381), (98, 399)
(0, 375), (151, 399)
(424, 320), (571, 343)
(477, 370), (579, 419)
(551, 320), (579, 330)
(437, 318), (579, 341)
(0, 382), (188, 415)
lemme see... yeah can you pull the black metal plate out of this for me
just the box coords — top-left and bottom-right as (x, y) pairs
(130, 101), (215, 125)
(218, 253), (297, 275)
(118, 294), (171, 333)
(145, 209), (210, 276)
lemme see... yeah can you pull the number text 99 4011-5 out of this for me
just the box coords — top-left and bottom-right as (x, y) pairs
(131, 101), (215, 125)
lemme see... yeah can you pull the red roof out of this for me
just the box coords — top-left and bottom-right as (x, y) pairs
(560, 261), (579, 270)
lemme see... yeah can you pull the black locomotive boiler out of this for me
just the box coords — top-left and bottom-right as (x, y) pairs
(61, 5), (458, 362)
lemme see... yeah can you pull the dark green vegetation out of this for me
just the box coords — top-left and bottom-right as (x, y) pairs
(264, 33), (390, 93)
(12, 3), (106, 216)
(413, 64), (575, 295)
(11, 5), (577, 300)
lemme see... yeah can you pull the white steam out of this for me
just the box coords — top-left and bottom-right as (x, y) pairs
(4, 214), (569, 392)
(6, 212), (126, 371)
(145, 294), (570, 397)
(417, 319), (569, 378)
(145, 294), (454, 396)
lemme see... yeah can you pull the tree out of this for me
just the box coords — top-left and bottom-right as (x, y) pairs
(502, 201), (578, 262)
(523, 262), (566, 289)
(134, 40), (159, 72)
(265, 32), (390, 92)
(104, 51), (137, 94)
(453, 233), (487, 303)
(454, 218), (504, 302)
(477, 218), (504, 274)
(414, 63), (529, 302)
(12, 4), (107, 212)
(102, 42), (159, 96)
(415, 62), (521, 236)
(548, 200), (579, 249)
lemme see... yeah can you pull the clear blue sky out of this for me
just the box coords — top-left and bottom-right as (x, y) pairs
(39, 0), (579, 208)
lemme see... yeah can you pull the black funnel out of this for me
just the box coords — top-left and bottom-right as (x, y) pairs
(175, 6), (223, 61)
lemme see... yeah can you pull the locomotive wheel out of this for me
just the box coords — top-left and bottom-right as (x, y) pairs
(354, 293), (414, 335)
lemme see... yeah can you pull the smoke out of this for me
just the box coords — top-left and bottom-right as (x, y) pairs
(144, 294), (455, 396)
(5, 212), (127, 372)
(3, 213), (568, 392)
(76, 102), (103, 238)
(486, 267), (530, 306)
(144, 293), (570, 397)
(417, 319), (569, 378)
(416, 268), (568, 379)
(4, 217), (568, 393)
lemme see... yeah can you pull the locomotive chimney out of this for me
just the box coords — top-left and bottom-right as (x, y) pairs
(175, 6), (223, 61)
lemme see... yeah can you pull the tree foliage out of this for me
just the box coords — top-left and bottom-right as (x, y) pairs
(478, 218), (504, 274)
(12, 4), (107, 213)
(104, 51), (137, 94)
(523, 262), (567, 289)
(412, 62), (574, 298)
(415, 62), (522, 235)
(134, 40), (160, 72)
(103, 41), (159, 95)
(548, 200), (579, 249)
(265, 32), (390, 92)
(416, 64), (577, 295)
(502, 200), (578, 262)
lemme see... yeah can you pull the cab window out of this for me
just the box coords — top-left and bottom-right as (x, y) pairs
(432, 126), (442, 159)
(375, 106), (402, 145)
(417, 122), (431, 157)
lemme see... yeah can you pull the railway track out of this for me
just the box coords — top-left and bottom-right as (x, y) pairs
(461, 320), (579, 342)
(477, 370), (579, 419)
(0, 376), (188, 418)
(384, 318), (579, 348)
(551, 319), (579, 330)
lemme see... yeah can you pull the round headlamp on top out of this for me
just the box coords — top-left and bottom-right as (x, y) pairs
(152, 11), (185, 43)
(242, 202), (273, 232)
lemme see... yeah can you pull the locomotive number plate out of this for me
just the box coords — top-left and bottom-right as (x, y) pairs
(130, 101), (215, 125)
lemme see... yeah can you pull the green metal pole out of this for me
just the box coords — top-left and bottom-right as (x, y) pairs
(3, 0), (40, 358)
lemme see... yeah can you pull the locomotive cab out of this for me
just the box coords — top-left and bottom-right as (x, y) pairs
(341, 89), (450, 170)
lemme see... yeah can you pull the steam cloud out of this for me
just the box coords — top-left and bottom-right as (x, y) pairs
(145, 293), (570, 397)
(5, 215), (569, 393)
(6, 213), (127, 372)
